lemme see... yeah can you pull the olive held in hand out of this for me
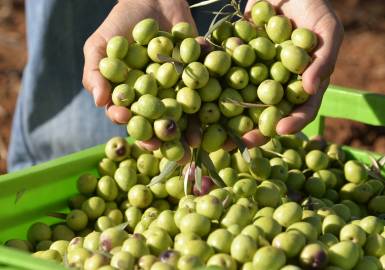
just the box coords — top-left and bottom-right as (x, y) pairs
(232, 44), (256, 68)
(112, 84), (135, 107)
(281, 45), (310, 74)
(258, 106), (283, 137)
(221, 37), (244, 57)
(154, 116), (179, 141)
(291, 28), (318, 52)
(219, 88), (244, 117)
(275, 40), (293, 61)
(266, 15), (292, 44)
(124, 43), (150, 70)
(269, 61), (290, 84)
(137, 94), (165, 119)
(176, 87), (201, 114)
(233, 21), (257, 43)
(146, 63), (161, 77)
(123, 68), (144, 89)
(133, 18), (159, 45)
(251, 0), (276, 28)
(225, 67), (249, 90)
(172, 22), (194, 40)
(204, 51), (232, 77)
(285, 79), (309, 104)
(249, 37), (276, 61)
(134, 74), (158, 98)
(248, 102), (267, 125)
(126, 115), (153, 141)
(195, 36), (216, 62)
(99, 57), (128, 83)
(257, 79), (284, 105)
(182, 62), (209, 89)
(249, 63), (269, 85)
(147, 36), (174, 63)
(107, 36), (129, 60)
(213, 21), (233, 45)
(180, 38), (201, 64)
(155, 62), (179, 88)
(201, 123), (227, 153)
(105, 136), (131, 162)
(158, 31), (176, 46)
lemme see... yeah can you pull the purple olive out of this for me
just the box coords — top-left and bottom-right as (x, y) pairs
(193, 176), (218, 197)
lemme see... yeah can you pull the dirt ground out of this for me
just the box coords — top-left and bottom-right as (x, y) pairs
(0, 0), (385, 175)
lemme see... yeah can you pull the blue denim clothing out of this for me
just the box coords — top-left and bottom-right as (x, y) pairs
(7, 0), (246, 173)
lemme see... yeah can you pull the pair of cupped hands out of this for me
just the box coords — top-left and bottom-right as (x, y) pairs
(82, 0), (344, 164)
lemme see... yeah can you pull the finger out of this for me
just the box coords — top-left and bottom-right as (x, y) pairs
(276, 78), (329, 135)
(302, 21), (344, 95)
(105, 100), (132, 124)
(138, 136), (162, 151)
(222, 128), (270, 152)
(83, 33), (113, 107)
(154, 0), (199, 37)
(185, 115), (202, 148)
(242, 129), (270, 148)
(222, 137), (237, 152)
(177, 135), (192, 165)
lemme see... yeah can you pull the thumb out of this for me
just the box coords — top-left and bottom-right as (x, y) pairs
(302, 16), (344, 95)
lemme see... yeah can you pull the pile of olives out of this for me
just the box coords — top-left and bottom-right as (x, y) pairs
(99, 0), (317, 160)
(5, 133), (385, 270)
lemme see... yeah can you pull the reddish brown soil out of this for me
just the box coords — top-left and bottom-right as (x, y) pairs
(0, 0), (384, 175)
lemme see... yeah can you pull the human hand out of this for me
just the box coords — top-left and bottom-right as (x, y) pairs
(224, 0), (344, 151)
(82, 0), (200, 164)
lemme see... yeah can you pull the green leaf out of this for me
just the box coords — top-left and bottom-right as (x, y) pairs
(157, 54), (184, 63)
(378, 155), (385, 168)
(63, 251), (68, 266)
(226, 127), (250, 163)
(88, 249), (113, 259)
(15, 189), (25, 204)
(174, 62), (184, 76)
(205, 14), (232, 39)
(199, 148), (226, 188)
(46, 213), (67, 220)
(172, 43), (182, 62)
(226, 98), (271, 108)
(115, 221), (130, 231)
(294, 132), (310, 143)
(184, 161), (193, 198)
(202, 11), (234, 15)
(190, 0), (223, 8)
(366, 151), (383, 179)
(195, 147), (203, 192)
(147, 160), (178, 187)
(363, 163), (384, 182)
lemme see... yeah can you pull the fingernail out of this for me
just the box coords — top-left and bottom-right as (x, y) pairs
(313, 77), (320, 94)
(93, 87), (99, 106)
(116, 120), (127, 124)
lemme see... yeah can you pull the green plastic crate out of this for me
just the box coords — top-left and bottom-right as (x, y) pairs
(0, 85), (385, 269)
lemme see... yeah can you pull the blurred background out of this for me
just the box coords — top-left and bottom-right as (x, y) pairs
(0, 0), (384, 175)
